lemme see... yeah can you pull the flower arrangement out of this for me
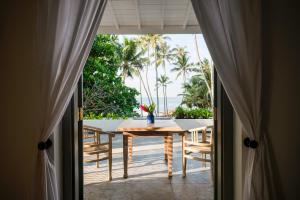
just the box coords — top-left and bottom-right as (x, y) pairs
(140, 103), (156, 124)
(139, 103), (156, 114)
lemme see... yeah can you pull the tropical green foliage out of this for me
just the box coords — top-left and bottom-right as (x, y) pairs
(178, 57), (213, 109)
(83, 35), (139, 118)
(172, 106), (212, 119)
(180, 75), (211, 108)
(193, 58), (212, 92)
(119, 38), (147, 81)
(171, 50), (196, 84)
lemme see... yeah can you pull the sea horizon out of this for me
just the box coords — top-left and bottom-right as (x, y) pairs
(135, 96), (183, 113)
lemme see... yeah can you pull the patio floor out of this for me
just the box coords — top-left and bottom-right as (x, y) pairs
(84, 134), (213, 200)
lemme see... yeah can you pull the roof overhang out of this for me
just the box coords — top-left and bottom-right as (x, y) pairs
(98, 0), (201, 34)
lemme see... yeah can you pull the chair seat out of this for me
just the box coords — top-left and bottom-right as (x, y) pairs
(185, 145), (211, 153)
(184, 140), (211, 147)
(84, 155), (109, 163)
(84, 143), (109, 155)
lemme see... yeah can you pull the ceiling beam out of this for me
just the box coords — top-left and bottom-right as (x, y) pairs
(98, 25), (201, 34)
(134, 0), (141, 29)
(161, 0), (165, 30)
(182, 1), (192, 29)
(108, 0), (119, 30)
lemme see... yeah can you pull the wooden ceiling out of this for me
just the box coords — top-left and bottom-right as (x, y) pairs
(98, 0), (201, 34)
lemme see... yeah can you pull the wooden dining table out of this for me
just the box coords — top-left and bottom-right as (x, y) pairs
(117, 119), (188, 178)
(84, 119), (213, 178)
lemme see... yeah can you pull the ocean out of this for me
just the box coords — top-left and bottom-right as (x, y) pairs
(136, 96), (182, 113)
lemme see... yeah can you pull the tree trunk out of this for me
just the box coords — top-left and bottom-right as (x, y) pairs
(145, 46), (154, 103)
(137, 70), (151, 105)
(194, 34), (213, 108)
(163, 85), (166, 116)
(165, 85), (169, 116)
(155, 49), (159, 116)
(139, 78), (143, 117)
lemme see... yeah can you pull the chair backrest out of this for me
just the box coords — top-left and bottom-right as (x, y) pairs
(190, 128), (200, 143)
(206, 125), (214, 145)
(83, 125), (102, 143)
(188, 125), (214, 144)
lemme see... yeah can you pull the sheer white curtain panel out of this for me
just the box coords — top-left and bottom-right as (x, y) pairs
(191, 0), (276, 199)
(36, 0), (107, 199)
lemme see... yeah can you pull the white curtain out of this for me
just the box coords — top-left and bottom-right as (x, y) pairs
(191, 0), (275, 199)
(36, 0), (107, 199)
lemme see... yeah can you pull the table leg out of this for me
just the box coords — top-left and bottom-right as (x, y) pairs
(182, 133), (186, 177)
(167, 135), (173, 177)
(164, 136), (168, 161)
(128, 136), (133, 162)
(123, 134), (128, 178)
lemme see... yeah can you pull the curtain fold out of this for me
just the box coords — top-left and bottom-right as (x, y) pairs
(36, 0), (107, 199)
(191, 0), (275, 199)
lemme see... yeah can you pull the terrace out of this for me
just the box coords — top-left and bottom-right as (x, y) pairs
(83, 119), (213, 200)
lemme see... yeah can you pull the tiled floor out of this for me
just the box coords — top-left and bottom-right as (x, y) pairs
(84, 135), (213, 200)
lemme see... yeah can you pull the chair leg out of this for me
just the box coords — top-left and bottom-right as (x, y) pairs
(108, 135), (113, 181)
(210, 152), (214, 184)
(97, 154), (100, 168)
(182, 134), (187, 177)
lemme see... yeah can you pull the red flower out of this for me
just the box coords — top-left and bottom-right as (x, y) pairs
(140, 104), (149, 112)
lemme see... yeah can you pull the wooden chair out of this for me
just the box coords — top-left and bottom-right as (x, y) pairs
(182, 125), (214, 178)
(83, 125), (115, 181)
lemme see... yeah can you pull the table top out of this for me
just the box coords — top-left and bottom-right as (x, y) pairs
(84, 119), (213, 133)
(117, 120), (183, 132)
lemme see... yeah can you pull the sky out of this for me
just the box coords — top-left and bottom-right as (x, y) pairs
(118, 34), (211, 97)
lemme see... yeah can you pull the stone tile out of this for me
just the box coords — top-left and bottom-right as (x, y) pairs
(128, 181), (175, 200)
(172, 183), (214, 200)
(85, 182), (132, 200)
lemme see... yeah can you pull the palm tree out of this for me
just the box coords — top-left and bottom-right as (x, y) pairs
(193, 58), (212, 88)
(194, 34), (213, 107)
(158, 75), (172, 116)
(171, 50), (195, 84)
(148, 34), (170, 115)
(180, 75), (211, 108)
(172, 46), (188, 57)
(119, 38), (151, 106)
(156, 42), (174, 76)
(137, 35), (154, 103)
(119, 38), (142, 81)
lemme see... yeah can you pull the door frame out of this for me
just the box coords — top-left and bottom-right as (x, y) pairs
(214, 69), (234, 200)
(62, 71), (234, 200)
(61, 77), (83, 200)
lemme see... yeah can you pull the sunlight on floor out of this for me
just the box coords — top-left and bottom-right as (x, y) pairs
(84, 135), (213, 200)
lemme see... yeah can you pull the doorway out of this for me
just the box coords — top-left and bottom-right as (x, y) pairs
(61, 0), (234, 199)
(82, 34), (216, 200)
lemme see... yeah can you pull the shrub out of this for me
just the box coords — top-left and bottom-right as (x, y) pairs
(172, 106), (213, 119)
(84, 112), (136, 120)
